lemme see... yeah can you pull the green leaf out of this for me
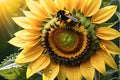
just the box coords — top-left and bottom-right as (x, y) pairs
(0, 53), (18, 68)
(28, 73), (42, 80)
(100, 69), (120, 80)
(103, 0), (112, 6)
(0, 53), (43, 80)
(0, 53), (27, 80)
(0, 67), (27, 80)
(96, 20), (119, 27)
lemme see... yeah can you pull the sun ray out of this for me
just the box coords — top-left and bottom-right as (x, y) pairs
(0, 0), (26, 39)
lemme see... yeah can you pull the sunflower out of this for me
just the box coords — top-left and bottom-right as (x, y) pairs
(9, 0), (120, 80)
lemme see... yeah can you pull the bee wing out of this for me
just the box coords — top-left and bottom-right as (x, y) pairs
(66, 15), (78, 23)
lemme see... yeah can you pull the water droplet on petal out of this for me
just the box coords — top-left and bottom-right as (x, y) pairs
(87, 67), (90, 70)
(49, 70), (52, 74)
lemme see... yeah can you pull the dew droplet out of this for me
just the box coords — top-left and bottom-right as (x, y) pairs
(87, 67), (90, 70)
(49, 70), (52, 74)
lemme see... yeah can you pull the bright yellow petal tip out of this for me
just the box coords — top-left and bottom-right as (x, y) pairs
(8, 37), (26, 47)
(26, 54), (50, 78)
(91, 5), (117, 24)
(80, 61), (95, 80)
(96, 27), (120, 40)
(99, 40), (120, 54)
(12, 17), (32, 29)
(15, 46), (43, 63)
(90, 51), (106, 75)
(98, 49), (118, 70)
(43, 62), (59, 80)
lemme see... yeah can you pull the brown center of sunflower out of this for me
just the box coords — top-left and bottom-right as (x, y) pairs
(41, 26), (92, 66)
(52, 29), (83, 53)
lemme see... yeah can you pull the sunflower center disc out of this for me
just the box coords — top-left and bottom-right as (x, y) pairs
(53, 29), (83, 53)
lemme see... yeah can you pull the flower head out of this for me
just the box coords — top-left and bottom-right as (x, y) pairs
(9, 0), (119, 80)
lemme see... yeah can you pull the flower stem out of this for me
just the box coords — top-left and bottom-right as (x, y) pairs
(95, 70), (100, 80)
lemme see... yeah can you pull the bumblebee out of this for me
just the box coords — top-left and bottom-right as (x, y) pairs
(57, 10), (78, 26)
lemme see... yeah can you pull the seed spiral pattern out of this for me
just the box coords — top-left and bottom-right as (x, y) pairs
(41, 24), (93, 66)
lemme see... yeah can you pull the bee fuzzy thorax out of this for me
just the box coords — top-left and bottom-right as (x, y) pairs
(57, 10), (78, 26)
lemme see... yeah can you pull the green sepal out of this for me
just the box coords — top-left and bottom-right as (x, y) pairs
(0, 67), (27, 80)
(43, 17), (58, 29)
(115, 11), (120, 21)
(71, 9), (76, 15)
(102, 0), (111, 6)
(96, 20), (119, 27)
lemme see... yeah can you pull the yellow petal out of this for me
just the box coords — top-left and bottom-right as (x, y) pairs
(26, 0), (39, 14)
(40, 0), (57, 14)
(8, 36), (40, 48)
(99, 40), (120, 54)
(80, 61), (95, 80)
(74, 0), (81, 11)
(83, 0), (102, 16)
(26, 0), (49, 18)
(90, 50), (106, 75)
(15, 46), (43, 63)
(12, 17), (32, 29)
(65, 66), (82, 80)
(8, 37), (27, 47)
(15, 29), (40, 36)
(80, 0), (91, 13)
(26, 54), (50, 78)
(98, 49), (118, 69)
(91, 5), (117, 24)
(54, 0), (64, 10)
(64, 0), (77, 10)
(96, 27), (120, 40)
(72, 0), (80, 10)
(23, 10), (43, 20)
(57, 65), (67, 80)
(12, 16), (41, 31)
(25, 29), (41, 34)
(26, 40), (41, 49)
(43, 74), (49, 80)
(43, 62), (59, 80)
(14, 29), (40, 41)
(23, 10), (43, 26)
